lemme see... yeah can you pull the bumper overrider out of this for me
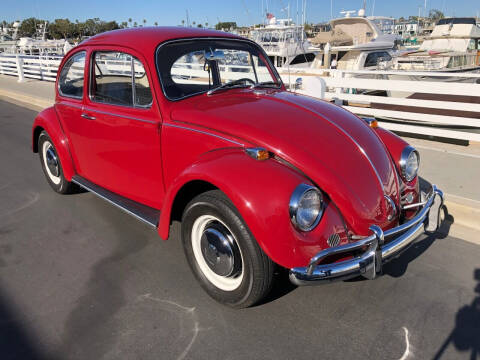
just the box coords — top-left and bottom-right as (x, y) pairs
(289, 185), (444, 286)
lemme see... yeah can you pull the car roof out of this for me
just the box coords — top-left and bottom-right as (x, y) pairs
(81, 26), (240, 51)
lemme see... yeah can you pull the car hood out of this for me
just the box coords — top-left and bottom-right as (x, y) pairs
(170, 90), (399, 234)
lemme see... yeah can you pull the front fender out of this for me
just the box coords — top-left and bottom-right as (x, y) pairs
(32, 106), (75, 181)
(159, 148), (348, 268)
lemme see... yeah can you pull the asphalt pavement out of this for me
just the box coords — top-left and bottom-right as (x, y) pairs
(0, 99), (479, 360)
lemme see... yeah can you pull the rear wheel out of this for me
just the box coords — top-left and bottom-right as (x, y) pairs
(38, 131), (77, 194)
(181, 190), (274, 308)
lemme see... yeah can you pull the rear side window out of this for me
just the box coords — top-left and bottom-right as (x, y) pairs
(91, 51), (152, 108)
(58, 51), (86, 98)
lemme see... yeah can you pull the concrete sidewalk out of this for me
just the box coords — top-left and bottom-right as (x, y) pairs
(0, 74), (478, 242)
(0, 75), (54, 110)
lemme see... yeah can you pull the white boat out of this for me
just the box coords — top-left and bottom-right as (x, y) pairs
(391, 18), (480, 74)
(250, 16), (318, 69)
(387, 18), (480, 97)
(309, 11), (400, 71)
(0, 21), (71, 56)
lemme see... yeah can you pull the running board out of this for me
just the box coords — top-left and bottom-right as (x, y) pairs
(72, 175), (160, 228)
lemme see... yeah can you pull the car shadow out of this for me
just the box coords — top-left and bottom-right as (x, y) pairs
(0, 288), (50, 360)
(383, 204), (453, 278)
(433, 268), (480, 360)
(255, 266), (297, 306)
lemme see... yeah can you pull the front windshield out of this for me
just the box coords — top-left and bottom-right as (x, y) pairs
(156, 39), (281, 100)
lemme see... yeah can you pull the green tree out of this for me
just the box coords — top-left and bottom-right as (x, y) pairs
(181, 19), (185, 26)
(215, 21), (237, 30)
(19, 17), (44, 37)
(197, 23), (203, 28)
(429, 9), (445, 21)
(133, 21), (138, 27)
(48, 18), (74, 39)
(143, 19), (146, 26)
(154, 22), (158, 26)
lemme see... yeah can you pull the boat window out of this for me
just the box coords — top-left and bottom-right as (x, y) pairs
(365, 52), (392, 67)
(290, 53), (316, 65)
(468, 39), (476, 51)
(90, 51), (152, 108)
(58, 51), (85, 99)
(157, 39), (280, 101)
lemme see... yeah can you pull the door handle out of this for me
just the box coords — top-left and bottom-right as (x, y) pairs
(81, 113), (96, 120)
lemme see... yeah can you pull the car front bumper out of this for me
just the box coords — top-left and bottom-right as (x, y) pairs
(289, 185), (444, 286)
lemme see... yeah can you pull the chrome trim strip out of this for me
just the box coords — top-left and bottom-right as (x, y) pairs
(82, 108), (157, 124)
(290, 185), (444, 286)
(71, 178), (158, 228)
(56, 102), (83, 110)
(402, 201), (428, 210)
(164, 123), (244, 146)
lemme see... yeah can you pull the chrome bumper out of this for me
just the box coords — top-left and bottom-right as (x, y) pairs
(289, 185), (444, 286)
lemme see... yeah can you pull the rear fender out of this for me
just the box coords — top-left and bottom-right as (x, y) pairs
(159, 148), (348, 268)
(32, 106), (75, 181)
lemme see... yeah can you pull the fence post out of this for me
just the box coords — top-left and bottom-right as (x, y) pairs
(16, 55), (25, 82)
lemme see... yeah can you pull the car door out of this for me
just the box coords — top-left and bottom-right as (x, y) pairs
(78, 48), (164, 209)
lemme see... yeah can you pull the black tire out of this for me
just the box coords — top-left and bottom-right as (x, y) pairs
(38, 131), (77, 194)
(181, 190), (274, 308)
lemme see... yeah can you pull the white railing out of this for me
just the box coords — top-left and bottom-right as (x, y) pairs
(1, 53), (479, 142)
(0, 54), (62, 82)
(281, 68), (480, 142)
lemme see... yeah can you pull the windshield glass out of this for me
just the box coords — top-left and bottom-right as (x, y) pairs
(156, 39), (281, 101)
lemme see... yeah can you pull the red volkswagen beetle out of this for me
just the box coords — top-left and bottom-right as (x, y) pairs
(32, 27), (443, 308)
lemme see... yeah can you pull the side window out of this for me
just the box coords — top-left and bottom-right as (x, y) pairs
(133, 58), (153, 106)
(58, 51), (86, 98)
(91, 51), (152, 108)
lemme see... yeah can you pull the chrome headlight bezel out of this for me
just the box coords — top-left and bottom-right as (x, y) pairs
(399, 146), (420, 182)
(289, 184), (324, 232)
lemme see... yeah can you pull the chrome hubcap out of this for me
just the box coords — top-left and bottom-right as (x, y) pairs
(200, 222), (241, 278)
(45, 145), (59, 177)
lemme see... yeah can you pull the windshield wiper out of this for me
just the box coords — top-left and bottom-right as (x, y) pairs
(207, 80), (280, 95)
(251, 81), (280, 89)
(207, 82), (252, 95)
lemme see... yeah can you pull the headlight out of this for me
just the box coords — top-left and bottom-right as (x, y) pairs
(400, 146), (419, 182)
(289, 184), (324, 231)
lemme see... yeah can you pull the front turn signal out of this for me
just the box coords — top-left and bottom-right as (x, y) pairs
(245, 147), (270, 161)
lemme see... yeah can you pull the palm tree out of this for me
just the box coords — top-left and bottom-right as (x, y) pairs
(154, 22), (158, 26)
(205, 22), (208, 28)
(133, 21), (137, 27)
(143, 19), (146, 26)
(192, 21), (196, 27)
(181, 19), (185, 26)
(128, 18), (132, 27)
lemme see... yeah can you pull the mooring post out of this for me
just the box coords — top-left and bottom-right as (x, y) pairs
(16, 54), (25, 82)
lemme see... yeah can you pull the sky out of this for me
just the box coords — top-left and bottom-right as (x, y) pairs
(3, 0), (479, 26)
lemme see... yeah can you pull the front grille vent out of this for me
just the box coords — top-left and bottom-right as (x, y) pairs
(327, 233), (341, 247)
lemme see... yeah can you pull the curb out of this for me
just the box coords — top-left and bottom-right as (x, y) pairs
(444, 195), (480, 232)
(0, 88), (53, 112)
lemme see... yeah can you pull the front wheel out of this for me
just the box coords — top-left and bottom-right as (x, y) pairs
(181, 190), (274, 308)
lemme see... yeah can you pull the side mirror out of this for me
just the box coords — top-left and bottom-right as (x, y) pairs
(206, 50), (225, 61)
(294, 77), (303, 90)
